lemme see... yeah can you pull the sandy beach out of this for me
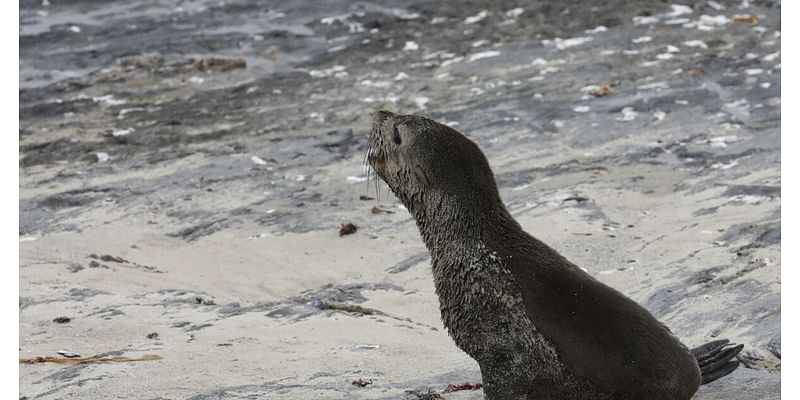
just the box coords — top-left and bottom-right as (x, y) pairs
(20, 0), (780, 398)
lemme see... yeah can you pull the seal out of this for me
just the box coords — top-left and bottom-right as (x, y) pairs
(367, 110), (743, 400)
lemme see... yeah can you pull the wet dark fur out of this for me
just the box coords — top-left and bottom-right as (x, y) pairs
(366, 111), (742, 400)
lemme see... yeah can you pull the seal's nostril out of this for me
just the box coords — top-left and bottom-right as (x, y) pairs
(393, 127), (402, 145)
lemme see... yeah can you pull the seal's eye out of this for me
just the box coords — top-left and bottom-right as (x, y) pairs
(393, 127), (402, 145)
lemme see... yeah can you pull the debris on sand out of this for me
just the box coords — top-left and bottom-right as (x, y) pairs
(505, 7), (524, 18)
(195, 296), (216, 306)
(573, 105), (590, 113)
(443, 381), (484, 393)
(119, 52), (164, 70)
(87, 254), (163, 273)
(54, 79), (88, 92)
(405, 389), (443, 399)
(352, 378), (373, 387)
(53, 316), (71, 324)
(307, 298), (329, 309)
(67, 264), (84, 273)
(371, 206), (395, 214)
(732, 14), (758, 26)
(339, 223), (358, 236)
(404, 381), (483, 398)
(403, 41), (419, 51)
(193, 57), (247, 72)
(251, 156), (268, 165)
(563, 196), (590, 203)
(93, 152), (111, 163)
(146, 332), (159, 339)
(359, 195), (375, 201)
(307, 298), (383, 317)
(88, 260), (109, 269)
(89, 254), (129, 263)
(468, 50), (501, 62)
(353, 344), (381, 350)
(616, 107), (639, 122)
(329, 303), (378, 315)
(57, 350), (81, 358)
(464, 10), (489, 25)
(21, 354), (162, 365)
(688, 67), (705, 77)
(590, 83), (615, 97)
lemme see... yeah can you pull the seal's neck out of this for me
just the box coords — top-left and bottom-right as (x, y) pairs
(410, 192), (520, 256)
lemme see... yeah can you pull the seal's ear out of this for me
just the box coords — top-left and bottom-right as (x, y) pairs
(412, 162), (432, 188)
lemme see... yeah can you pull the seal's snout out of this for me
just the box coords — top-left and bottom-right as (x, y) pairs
(371, 110), (396, 154)
(373, 110), (397, 133)
(368, 111), (394, 168)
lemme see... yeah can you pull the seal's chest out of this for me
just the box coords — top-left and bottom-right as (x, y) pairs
(431, 255), (531, 351)
(432, 252), (520, 305)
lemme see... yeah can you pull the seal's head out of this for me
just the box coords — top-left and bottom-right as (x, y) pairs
(367, 110), (504, 227)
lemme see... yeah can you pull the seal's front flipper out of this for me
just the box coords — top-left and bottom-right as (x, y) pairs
(690, 339), (744, 384)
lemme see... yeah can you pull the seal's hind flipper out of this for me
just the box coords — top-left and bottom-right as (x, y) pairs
(700, 360), (740, 384)
(690, 339), (744, 384)
(690, 339), (730, 359)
